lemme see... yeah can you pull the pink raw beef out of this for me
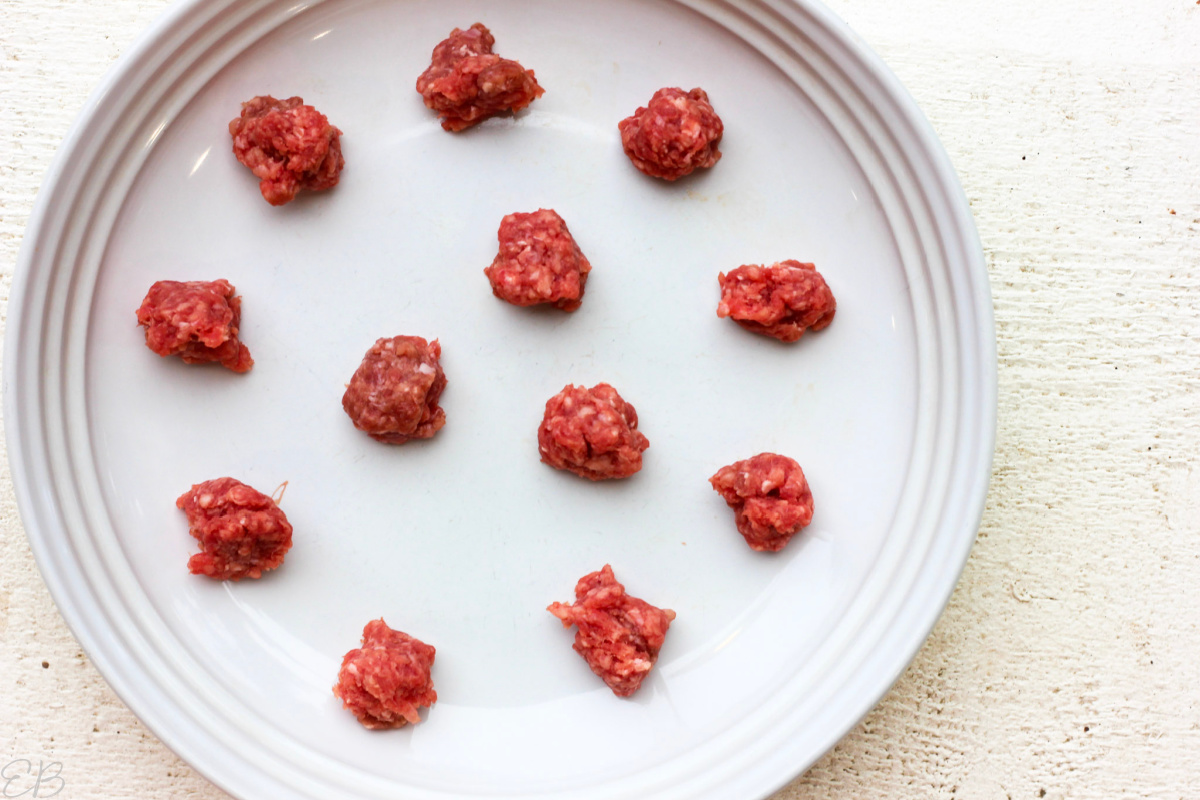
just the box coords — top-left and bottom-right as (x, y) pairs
(709, 452), (814, 552)
(537, 383), (648, 480)
(618, 87), (723, 180)
(334, 619), (437, 729)
(416, 23), (544, 132)
(548, 565), (675, 697)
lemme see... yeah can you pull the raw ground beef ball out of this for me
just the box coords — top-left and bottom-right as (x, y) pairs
(709, 453), (814, 552)
(547, 564), (676, 697)
(415, 23), (544, 132)
(176, 477), (293, 580)
(136, 279), (254, 373)
(342, 336), (447, 444)
(229, 95), (344, 206)
(538, 383), (649, 480)
(484, 209), (592, 311)
(716, 260), (837, 343)
(618, 87), (723, 181)
(333, 619), (437, 729)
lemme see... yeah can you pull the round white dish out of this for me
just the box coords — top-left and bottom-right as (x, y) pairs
(4, 0), (995, 798)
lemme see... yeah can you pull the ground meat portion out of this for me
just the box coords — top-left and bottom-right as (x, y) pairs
(333, 619), (437, 729)
(618, 87), (723, 181)
(484, 209), (592, 311)
(415, 23), (544, 132)
(342, 336), (447, 444)
(538, 383), (649, 480)
(229, 95), (344, 206)
(176, 477), (292, 580)
(717, 260), (837, 343)
(709, 453), (814, 552)
(136, 280), (253, 373)
(548, 565), (675, 697)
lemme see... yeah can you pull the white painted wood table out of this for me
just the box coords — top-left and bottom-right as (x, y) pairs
(1, 0), (1197, 798)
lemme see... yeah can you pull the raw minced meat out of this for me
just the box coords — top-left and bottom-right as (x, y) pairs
(716, 260), (837, 342)
(618, 87), (723, 181)
(176, 477), (292, 580)
(709, 453), (814, 552)
(136, 279), (253, 373)
(333, 619), (437, 729)
(548, 564), (675, 697)
(484, 209), (591, 311)
(342, 336), (447, 444)
(538, 383), (648, 480)
(415, 23), (544, 132)
(229, 95), (344, 206)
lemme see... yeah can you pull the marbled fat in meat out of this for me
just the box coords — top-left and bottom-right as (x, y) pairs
(229, 95), (344, 206)
(548, 565), (675, 697)
(709, 452), (814, 551)
(342, 336), (447, 444)
(537, 383), (648, 480)
(618, 87), (723, 181)
(136, 279), (253, 372)
(176, 477), (292, 580)
(484, 209), (592, 311)
(333, 619), (437, 729)
(416, 23), (544, 132)
(716, 260), (836, 342)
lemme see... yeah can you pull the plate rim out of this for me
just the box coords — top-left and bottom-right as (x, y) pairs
(4, 0), (996, 797)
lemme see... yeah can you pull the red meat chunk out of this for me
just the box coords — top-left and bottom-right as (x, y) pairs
(538, 383), (649, 480)
(229, 95), (344, 206)
(484, 209), (592, 311)
(176, 477), (293, 580)
(716, 260), (837, 343)
(548, 565), (676, 697)
(333, 619), (437, 729)
(342, 336), (447, 444)
(136, 279), (253, 373)
(709, 453), (814, 552)
(618, 87), (723, 181)
(415, 23), (544, 132)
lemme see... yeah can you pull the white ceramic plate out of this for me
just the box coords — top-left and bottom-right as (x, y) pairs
(5, 1), (994, 798)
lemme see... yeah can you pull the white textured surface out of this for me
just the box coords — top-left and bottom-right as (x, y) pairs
(1, 1), (1197, 799)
